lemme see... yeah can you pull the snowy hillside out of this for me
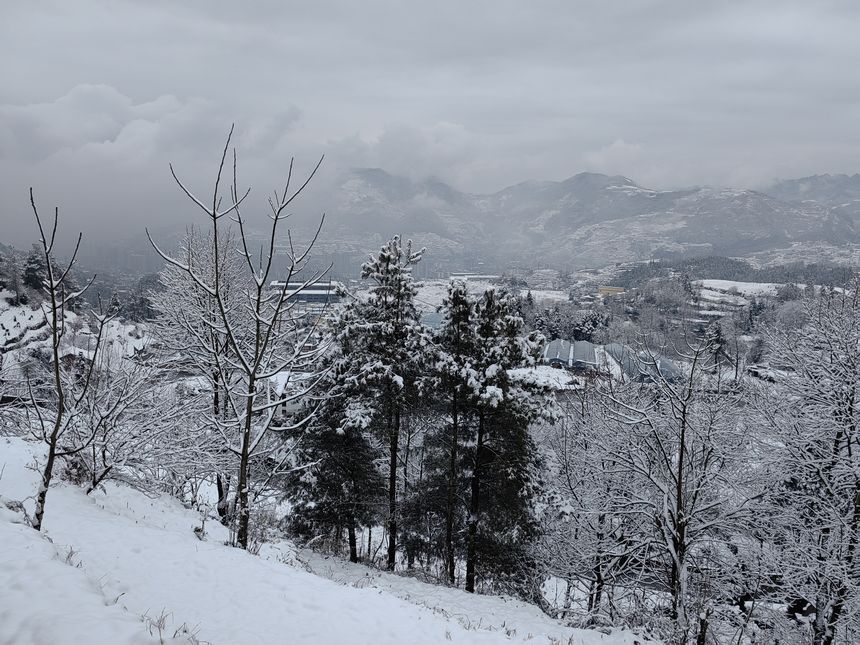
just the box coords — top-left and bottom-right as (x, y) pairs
(324, 168), (857, 268)
(0, 437), (650, 645)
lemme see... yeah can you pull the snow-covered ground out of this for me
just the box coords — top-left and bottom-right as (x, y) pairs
(697, 288), (750, 307)
(0, 437), (651, 645)
(696, 279), (781, 298)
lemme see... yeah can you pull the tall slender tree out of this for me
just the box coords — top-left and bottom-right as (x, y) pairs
(148, 126), (327, 549)
(464, 289), (550, 595)
(25, 189), (109, 531)
(434, 280), (478, 584)
(331, 236), (428, 570)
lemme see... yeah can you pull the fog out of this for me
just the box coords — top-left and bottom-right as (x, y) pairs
(3, 0), (860, 247)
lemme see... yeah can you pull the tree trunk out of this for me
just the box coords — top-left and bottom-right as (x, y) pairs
(445, 392), (459, 585)
(216, 474), (230, 524)
(236, 377), (255, 550)
(32, 441), (58, 531)
(671, 401), (689, 640)
(465, 412), (484, 593)
(820, 482), (860, 645)
(695, 609), (710, 645)
(387, 403), (400, 570)
(348, 518), (358, 563)
(32, 255), (65, 532)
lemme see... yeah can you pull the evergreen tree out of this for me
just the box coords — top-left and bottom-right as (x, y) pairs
(334, 236), (430, 570)
(0, 252), (8, 291)
(464, 289), (550, 596)
(704, 319), (726, 367)
(5, 254), (24, 305)
(22, 244), (47, 292)
(433, 280), (478, 583)
(287, 346), (385, 562)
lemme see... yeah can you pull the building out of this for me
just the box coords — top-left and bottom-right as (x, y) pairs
(597, 286), (626, 297)
(268, 279), (344, 315)
(604, 343), (682, 383)
(542, 339), (599, 373)
(541, 338), (682, 383)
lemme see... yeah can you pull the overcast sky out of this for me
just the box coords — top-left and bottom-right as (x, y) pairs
(3, 0), (860, 245)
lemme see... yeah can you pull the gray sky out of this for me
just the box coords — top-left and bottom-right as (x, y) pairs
(3, 0), (860, 245)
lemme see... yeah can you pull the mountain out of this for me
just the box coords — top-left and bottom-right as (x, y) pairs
(764, 173), (860, 205)
(319, 169), (860, 269)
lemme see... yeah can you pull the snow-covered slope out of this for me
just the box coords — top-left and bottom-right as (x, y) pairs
(0, 437), (649, 645)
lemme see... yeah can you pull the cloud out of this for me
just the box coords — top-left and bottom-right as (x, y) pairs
(584, 140), (646, 179)
(3, 0), (860, 244)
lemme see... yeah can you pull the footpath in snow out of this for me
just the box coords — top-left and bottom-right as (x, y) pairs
(0, 437), (648, 645)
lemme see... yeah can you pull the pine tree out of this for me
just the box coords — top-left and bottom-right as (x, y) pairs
(434, 280), (478, 584)
(464, 288), (550, 595)
(704, 319), (725, 367)
(287, 345), (385, 562)
(0, 252), (8, 291)
(4, 254), (24, 304)
(22, 244), (47, 292)
(334, 236), (430, 570)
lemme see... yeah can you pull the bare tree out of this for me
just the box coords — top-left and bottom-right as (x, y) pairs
(150, 226), (246, 522)
(593, 337), (755, 643)
(536, 385), (646, 627)
(66, 335), (201, 498)
(26, 189), (109, 531)
(757, 288), (860, 645)
(148, 126), (328, 549)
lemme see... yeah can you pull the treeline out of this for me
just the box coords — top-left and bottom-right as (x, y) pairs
(611, 255), (854, 289)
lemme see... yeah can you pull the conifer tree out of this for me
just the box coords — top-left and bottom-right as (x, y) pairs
(434, 280), (478, 583)
(334, 236), (430, 570)
(464, 289), (550, 594)
(286, 300), (388, 563)
(22, 244), (47, 292)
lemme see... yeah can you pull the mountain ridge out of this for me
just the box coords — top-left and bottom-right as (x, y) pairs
(322, 169), (859, 268)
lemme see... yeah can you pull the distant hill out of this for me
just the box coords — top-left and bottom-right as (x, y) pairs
(321, 169), (858, 269)
(764, 173), (860, 204)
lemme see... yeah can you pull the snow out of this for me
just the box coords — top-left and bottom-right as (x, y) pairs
(0, 515), (156, 645)
(696, 279), (782, 297)
(594, 345), (624, 382)
(0, 437), (650, 645)
(526, 289), (570, 304)
(509, 365), (579, 390)
(697, 288), (749, 307)
(413, 279), (498, 312)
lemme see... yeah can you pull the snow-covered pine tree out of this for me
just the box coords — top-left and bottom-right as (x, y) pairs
(434, 280), (478, 584)
(286, 326), (385, 562)
(464, 288), (551, 596)
(332, 236), (430, 570)
(22, 243), (47, 292)
(3, 253), (24, 305)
